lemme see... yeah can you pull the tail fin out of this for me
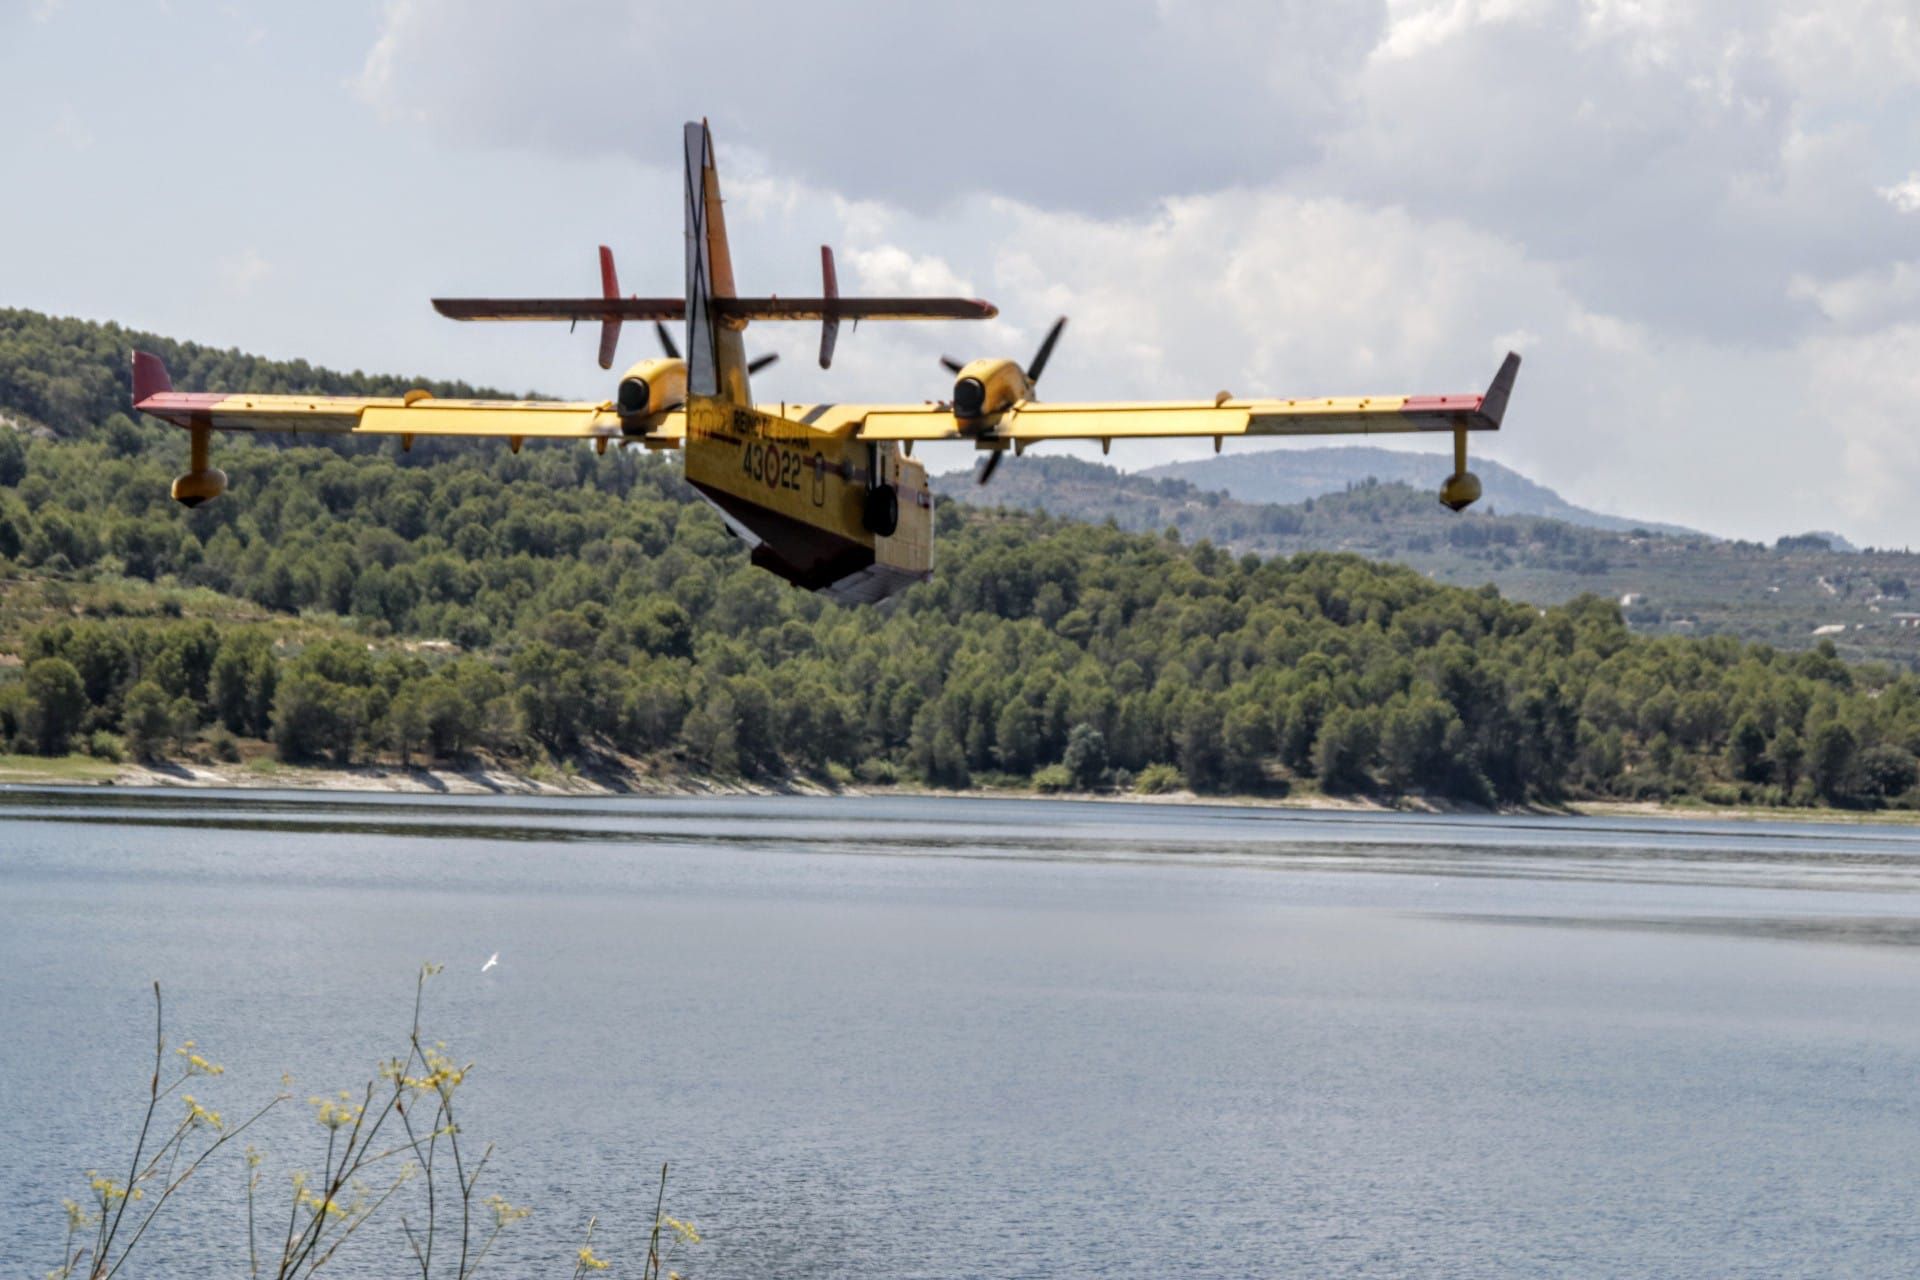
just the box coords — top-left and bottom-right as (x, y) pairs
(819, 245), (840, 369)
(684, 120), (750, 403)
(596, 245), (623, 370)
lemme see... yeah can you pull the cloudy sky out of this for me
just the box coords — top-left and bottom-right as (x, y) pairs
(6, 1), (1920, 544)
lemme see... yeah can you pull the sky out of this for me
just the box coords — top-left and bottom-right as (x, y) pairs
(5, 0), (1920, 545)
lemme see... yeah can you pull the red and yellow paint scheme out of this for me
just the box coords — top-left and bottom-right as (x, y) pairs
(132, 121), (1519, 606)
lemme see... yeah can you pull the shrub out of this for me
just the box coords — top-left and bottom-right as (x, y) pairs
(1032, 763), (1073, 792)
(853, 757), (898, 785)
(85, 730), (124, 762)
(1134, 762), (1183, 795)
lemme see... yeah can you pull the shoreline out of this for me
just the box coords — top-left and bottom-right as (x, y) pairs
(3, 754), (1919, 827)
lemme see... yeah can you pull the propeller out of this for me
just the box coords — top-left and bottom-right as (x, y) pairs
(1026, 316), (1066, 383)
(953, 316), (1069, 486)
(940, 316), (1068, 385)
(657, 319), (777, 374)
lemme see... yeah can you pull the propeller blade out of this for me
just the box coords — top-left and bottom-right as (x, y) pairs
(654, 320), (681, 360)
(976, 449), (1004, 486)
(940, 356), (966, 374)
(1026, 316), (1067, 383)
(748, 353), (780, 374)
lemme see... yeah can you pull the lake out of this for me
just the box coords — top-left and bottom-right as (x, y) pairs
(5, 789), (1920, 1277)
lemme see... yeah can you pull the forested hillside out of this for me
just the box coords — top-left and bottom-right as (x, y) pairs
(3, 306), (1920, 810)
(940, 456), (1920, 668)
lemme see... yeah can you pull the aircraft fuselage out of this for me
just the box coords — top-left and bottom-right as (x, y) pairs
(681, 397), (932, 605)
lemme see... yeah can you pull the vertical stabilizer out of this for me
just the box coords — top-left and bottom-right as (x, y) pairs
(683, 121), (750, 403)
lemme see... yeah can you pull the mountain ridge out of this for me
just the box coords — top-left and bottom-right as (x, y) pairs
(1142, 445), (1705, 539)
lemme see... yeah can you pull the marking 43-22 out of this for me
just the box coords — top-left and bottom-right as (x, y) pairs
(740, 439), (813, 494)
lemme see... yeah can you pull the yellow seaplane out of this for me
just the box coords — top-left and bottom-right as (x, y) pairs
(132, 121), (1520, 605)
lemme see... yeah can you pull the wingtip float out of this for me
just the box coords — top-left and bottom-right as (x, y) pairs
(132, 122), (1518, 605)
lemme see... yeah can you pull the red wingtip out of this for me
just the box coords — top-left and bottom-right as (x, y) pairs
(130, 350), (172, 405)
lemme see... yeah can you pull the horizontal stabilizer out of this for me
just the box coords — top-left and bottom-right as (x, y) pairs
(434, 297), (686, 322)
(433, 296), (998, 323)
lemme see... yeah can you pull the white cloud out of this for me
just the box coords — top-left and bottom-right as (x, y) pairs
(1879, 174), (1920, 213)
(1374, 0), (1549, 62)
(217, 248), (271, 296)
(1789, 261), (1920, 331)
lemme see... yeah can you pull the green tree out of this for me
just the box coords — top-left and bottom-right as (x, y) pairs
(1062, 723), (1109, 790)
(272, 670), (366, 763)
(1727, 715), (1769, 784)
(682, 689), (741, 776)
(212, 631), (277, 738)
(1810, 722), (1858, 804)
(1381, 696), (1456, 793)
(23, 657), (87, 755)
(122, 680), (173, 759)
(1315, 705), (1379, 794)
(995, 701), (1041, 775)
(1771, 727), (1804, 789)
(0, 429), (25, 486)
(1856, 744), (1916, 800)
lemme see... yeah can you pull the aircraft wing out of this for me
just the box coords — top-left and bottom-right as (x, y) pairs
(845, 353), (1519, 444)
(131, 352), (683, 444)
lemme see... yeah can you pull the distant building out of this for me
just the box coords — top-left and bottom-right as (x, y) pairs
(1812, 623), (1848, 637)
(1620, 592), (1644, 607)
(1893, 613), (1920, 629)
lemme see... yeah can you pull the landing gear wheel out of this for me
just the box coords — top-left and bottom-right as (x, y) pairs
(863, 483), (900, 537)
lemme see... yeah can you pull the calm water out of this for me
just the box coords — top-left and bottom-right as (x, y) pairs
(6, 790), (1920, 1277)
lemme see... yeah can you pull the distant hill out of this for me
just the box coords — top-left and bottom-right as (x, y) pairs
(1144, 445), (1703, 538)
(935, 455), (1920, 669)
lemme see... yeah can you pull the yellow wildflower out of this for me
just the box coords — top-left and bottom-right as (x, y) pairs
(174, 1043), (225, 1076)
(299, 1188), (345, 1219)
(661, 1216), (701, 1246)
(87, 1172), (139, 1204)
(182, 1094), (224, 1131)
(576, 1246), (610, 1271)
(309, 1096), (363, 1130)
(399, 1047), (467, 1093)
(62, 1199), (94, 1230)
(485, 1194), (532, 1228)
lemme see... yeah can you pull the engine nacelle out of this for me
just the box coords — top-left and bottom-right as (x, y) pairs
(616, 357), (687, 430)
(1439, 470), (1482, 512)
(950, 357), (1032, 425)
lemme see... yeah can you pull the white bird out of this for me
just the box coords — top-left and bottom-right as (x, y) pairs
(481, 952), (499, 973)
